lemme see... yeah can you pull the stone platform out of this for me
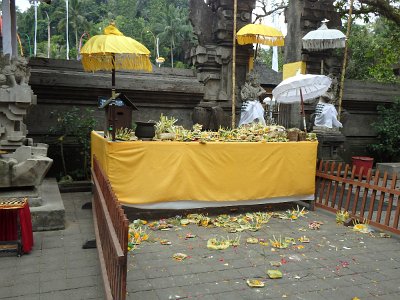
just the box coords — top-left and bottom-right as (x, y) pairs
(376, 163), (400, 179)
(0, 178), (65, 231)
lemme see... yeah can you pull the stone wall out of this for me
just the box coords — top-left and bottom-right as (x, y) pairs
(26, 58), (204, 176)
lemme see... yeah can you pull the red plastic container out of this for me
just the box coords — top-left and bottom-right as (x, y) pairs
(352, 156), (373, 176)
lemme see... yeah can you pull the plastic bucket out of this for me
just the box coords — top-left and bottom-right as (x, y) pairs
(352, 156), (373, 176)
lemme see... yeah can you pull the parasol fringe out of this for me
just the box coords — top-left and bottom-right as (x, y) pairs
(81, 53), (152, 72)
(302, 39), (345, 51)
(237, 35), (284, 47)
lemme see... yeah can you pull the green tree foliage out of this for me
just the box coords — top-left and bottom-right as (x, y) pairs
(153, 4), (193, 68)
(257, 47), (284, 71)
(16, 0), (194, 67)
(347, 18), (400, 83)
(50, 107), (98, 180)
(368, 100), (400, 162)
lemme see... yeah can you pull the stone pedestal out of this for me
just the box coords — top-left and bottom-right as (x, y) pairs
(0, 144), (53, 188)
(0, 178), (65, 231)
(313, 126), (346, 161)
(376, 163), (400, 179)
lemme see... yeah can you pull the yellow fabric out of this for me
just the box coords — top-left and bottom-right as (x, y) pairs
(80, 24), (152, 72)
(91, 131), (317, 205)
(283, 61), (306, 80)
(103, 24), (123, 36)
(237, 24), (284, 46)
(248, 56), (254, 71)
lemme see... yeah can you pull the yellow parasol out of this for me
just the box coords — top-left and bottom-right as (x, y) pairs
(80, 23), (152, 140)
(236, 23), (284, 64)
(236, 23), (285, 47)
(80, 23), (152, 97)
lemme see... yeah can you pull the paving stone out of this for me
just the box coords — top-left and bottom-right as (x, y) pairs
(40, 279), (67, 293)
(0, 287), (12, 299)
(15, 263), (40, 274)
(39, 291), (67, 300)
(10, 281), (40, 297)
(126, 279), (152, 293)
(148, 277), (176, 289)
(127, 268), (147, 281)
(172, 274), (200, 287)
(39, 269), (66, 282)
(155, 287), (186, 300)
(167, 265), (192, 276)
(143, 266), (172, 279)
(214, 290), (261, 300)
(1, 295), (39, 300)
(127, 289), (162, 300)
(294, 291), (324, 300)
(63, 286), (104, 299)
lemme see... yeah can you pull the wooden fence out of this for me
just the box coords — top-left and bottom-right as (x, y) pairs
(315, 160), (400, 234)
(92, 156), (129, 300)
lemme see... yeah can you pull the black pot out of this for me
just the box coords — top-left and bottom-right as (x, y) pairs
(135, 122), (156, 139)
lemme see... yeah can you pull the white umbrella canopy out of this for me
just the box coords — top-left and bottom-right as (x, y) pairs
(302, 19), (346, 51)
(272, 73), (332, 103)
(272, 73), (332, 132)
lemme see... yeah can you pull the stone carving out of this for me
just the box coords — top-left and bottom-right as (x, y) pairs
(189, 0), (256, 129)
(0, 54), (36, 150)
(0, 54), (52, 187)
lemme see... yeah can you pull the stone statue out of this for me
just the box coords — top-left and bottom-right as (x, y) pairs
(313, 73), (342, 130)
(238, 71), (267, 126)
(0, 54), (52, 188)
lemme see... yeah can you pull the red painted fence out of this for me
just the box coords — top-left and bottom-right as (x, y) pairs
(315, 160), (400, 234)
(92, 156), (129, 300)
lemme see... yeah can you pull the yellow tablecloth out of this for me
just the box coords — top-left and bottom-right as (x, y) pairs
(91, 131), (317, 207)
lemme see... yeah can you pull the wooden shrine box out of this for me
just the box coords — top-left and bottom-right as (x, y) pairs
(99, 93), (138, 133)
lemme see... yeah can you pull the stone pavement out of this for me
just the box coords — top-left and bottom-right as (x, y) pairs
(0, 192), (104, 300)
(1, 194), (399, 300)
(126, 205), (400, 300)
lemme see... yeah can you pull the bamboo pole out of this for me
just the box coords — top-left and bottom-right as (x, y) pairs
(232, 0), (238, 128)
(338, 0), (354, 120)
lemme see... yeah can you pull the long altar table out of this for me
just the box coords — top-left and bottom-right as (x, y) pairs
(91, 131), (318, 209)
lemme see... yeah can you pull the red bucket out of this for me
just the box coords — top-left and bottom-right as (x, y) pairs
(352, 156), (373, 176)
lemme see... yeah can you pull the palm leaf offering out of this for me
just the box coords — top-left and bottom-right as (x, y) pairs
(266, 269), (283, 279)
(141, 115), (318, 143)
(207, 235), (241, 250)
(172, 253), (188, 261)
(246, 279), (265, 288)
(352, 219), (373, 233)
(336, 210), (350, 224)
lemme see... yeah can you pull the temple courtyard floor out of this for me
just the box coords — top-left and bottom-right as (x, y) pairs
(0, 192), (399, 300)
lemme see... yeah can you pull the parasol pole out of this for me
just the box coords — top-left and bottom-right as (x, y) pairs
(254, 34), (259, 61)
(338, 0), (354, 120)
(231, 0), (238, 128)
(110, 53), (116, 141)
(299, 88), (307, 133)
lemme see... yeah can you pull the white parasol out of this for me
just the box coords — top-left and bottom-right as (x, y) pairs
(272, 72), (332, 132)
(302, 19), (346, 74)
(302, 19), (345, 51)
